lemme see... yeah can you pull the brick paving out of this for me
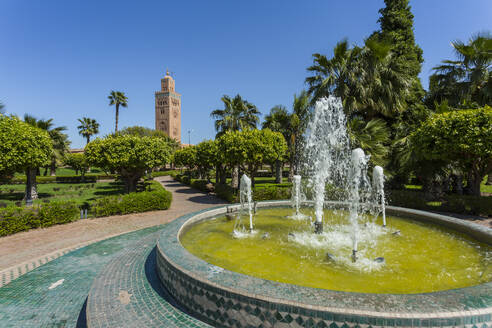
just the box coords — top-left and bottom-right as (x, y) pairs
(0, 176), (226, 282)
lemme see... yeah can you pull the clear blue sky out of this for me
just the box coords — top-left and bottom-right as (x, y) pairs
(1, 0), (491, 148)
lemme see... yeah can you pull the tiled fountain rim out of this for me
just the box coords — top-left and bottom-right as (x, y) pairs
(157, 200), (492, 318)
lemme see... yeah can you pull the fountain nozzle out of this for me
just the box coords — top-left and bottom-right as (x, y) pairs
(314, 221), (323, 234)
(351, 250), (358, 263)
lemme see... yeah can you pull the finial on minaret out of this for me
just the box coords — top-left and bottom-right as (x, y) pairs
(166, 69), (170, 76)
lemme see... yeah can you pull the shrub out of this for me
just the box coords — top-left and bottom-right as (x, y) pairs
(388, 190), (492, 217)
(91, 181), (172, 217)
(215, 183), (238, 203)
(253, 185), (291, 201)
(190, 179), (212, 193)
(180, 175), (191, 185)
(10, 174), (113, 184)
(38, 201), (79, 227)
(0, 207), (38, 236)
(151, 170), (180, 178)
(0, 200), (78, 237)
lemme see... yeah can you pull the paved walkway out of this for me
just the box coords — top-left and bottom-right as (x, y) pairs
(0, 176), (226, 282)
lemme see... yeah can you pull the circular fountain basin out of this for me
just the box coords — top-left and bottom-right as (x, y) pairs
(156, 201), (492, 328)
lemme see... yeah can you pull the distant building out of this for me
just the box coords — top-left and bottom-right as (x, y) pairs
(155, 70), (181, 143)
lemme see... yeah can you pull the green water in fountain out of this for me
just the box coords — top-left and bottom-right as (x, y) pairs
(181, 207), (492, 294)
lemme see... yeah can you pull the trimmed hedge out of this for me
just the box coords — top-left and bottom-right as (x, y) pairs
(190, 179), (213, 193)
(0, 200), (79, 237)
(10, 174), (114, 184)
(91, 181), (172, 217)
(253, 186), (291, 201)
(151, 170), (180, 178)
(0, 181), (173, 237)
(215, 183), (237, 203)
(388, 190), (492, 217)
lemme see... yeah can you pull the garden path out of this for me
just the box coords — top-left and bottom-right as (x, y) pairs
(0, 176), (226, 281)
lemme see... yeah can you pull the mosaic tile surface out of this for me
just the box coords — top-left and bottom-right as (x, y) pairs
(87, 236), (211, 327)
(0, 225), (164, 327)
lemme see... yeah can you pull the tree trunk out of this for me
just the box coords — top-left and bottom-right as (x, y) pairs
(50, 157), (56, 176)
(486, 173), (492, 185)
(454, 175), (463, 195)
(275, 160), (282, 184)
(288, 160), (295, 183)
(86, 136), (90, 145)
(231, 166), (239, 189)
(24, 168), (38, 203)
(115, 105), (119, 133)
(219, 167), (227, 184)
(466, 170), (482, 196)
(126, 176), (138, 193)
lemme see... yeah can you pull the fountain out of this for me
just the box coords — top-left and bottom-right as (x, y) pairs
(372, 165), (386, 227)
(155, 96), (492, 327)
(232, 174), (255, 237)
(288, 175), (309, 221)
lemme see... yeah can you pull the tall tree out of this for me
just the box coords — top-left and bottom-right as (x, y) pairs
(306, 39), (410, 121)
(108, 91), (128, 133)
(0, 116), (52, 203)
(262, 105), (290, 183)
(210, 94), (260, 137)
(118, 126), (180, 151)
(210, 94), (260, 187)
(24, 115), (70, 176)
(370, 0), (424, 83)
(289, 91), (311, 179)
(77, 117), (100, 145)
(427, 33), (492, 108)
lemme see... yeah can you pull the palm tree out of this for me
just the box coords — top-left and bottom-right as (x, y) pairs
(77, 117), (100, 145)
(262, 105), (290, 183)
(429, 32), (492, 108)
(108, 91), (128, 132)
(289, 91), (311, 178)
(306, 39), (410, 120)
(23, 115), (70, 199)
(211, 94), (260, 187)
(211, 94), (260, 137)
(348, 117), (390, 166)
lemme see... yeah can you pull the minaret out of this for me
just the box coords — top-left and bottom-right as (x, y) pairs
(155, 70), (181, 142)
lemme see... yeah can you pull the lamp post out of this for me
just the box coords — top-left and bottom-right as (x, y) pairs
(188, 129), (193, 145)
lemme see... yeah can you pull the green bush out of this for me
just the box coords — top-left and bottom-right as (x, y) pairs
(10, 174), (114, 184)
(215, 183), (238, 203)
(39, 201), (79, 226)
(253, 185), (291, 201)
(0, 200), (79, 237)
(91, 181), (172, 217)
(190, 179), (212, 193)
(151, 170), (180, 178)
(388, 190), (492, 217)
(180, 175), (191, 185)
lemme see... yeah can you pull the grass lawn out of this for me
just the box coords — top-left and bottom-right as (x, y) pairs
(0, 181), (127, 207)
